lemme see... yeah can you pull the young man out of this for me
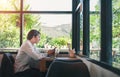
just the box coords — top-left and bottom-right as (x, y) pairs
(14, 29), (48, 77)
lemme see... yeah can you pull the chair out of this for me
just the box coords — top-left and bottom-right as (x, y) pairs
(0, 53), (15, 77)
(46, 61), (90, 77)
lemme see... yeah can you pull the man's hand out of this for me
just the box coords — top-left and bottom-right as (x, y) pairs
(47, 47), (57, 56)
(69, 48), (75, 58)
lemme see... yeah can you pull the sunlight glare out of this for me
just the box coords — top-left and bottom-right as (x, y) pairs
(90, 0), (99, 11)
(0, 0), (8, 7)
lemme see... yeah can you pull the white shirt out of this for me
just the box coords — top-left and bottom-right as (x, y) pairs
(14, 40), (47, 73)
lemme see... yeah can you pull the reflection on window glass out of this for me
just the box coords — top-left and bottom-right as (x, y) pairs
(23, 14), (72, 49)
(0, 0), (20, 11)
(24, 0), (72, 11)
(0, 14), (20, 51)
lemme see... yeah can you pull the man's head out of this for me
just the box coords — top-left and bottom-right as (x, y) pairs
(27, 29), (40, 44)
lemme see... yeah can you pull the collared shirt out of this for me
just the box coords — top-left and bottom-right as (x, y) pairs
(14, 40), (47, 73)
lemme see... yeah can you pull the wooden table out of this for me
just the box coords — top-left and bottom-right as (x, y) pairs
(39, 56), (56, 72)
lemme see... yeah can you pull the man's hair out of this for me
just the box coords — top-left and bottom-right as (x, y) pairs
(27, 29), (40, 40)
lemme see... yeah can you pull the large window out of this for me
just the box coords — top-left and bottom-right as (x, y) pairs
(0, 0), (72, 51)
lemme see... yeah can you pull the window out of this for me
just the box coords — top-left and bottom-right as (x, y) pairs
(0, 0), (72, 51)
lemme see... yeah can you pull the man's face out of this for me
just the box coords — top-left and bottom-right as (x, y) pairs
(34, 34), (40, 44)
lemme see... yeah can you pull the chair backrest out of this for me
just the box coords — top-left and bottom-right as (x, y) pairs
(0, 53), (15, 77)
(54, 58), (83, 62)
(46, 61), (90, 77)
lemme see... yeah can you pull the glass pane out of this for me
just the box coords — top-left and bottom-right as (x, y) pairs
(89, 14), (100, 60)
(24, 0), (72, 11)
(23, 14), (72, 49)
(0, 0), (20, 11)
(112, 0), (120, 69)
(0, 14), (20, 52)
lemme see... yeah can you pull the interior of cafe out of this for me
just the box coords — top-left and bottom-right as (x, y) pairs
(0, 0), (120, 77)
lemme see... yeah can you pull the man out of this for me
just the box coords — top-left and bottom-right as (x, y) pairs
(14, 29), (50, 77)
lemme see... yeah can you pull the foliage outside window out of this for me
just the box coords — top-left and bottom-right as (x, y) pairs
(89, 0), (100, 60)
(112, 0), (120, 69)
(89, 0), (120, 69)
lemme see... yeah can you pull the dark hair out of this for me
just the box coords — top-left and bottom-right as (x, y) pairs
(27, 29), (40, 40)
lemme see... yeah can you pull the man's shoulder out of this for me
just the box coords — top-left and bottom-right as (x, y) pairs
(22, 40), (30, 45)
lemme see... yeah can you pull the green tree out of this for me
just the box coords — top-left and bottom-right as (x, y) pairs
(0, 0), (41, 48)
(49, 37), (70, 48)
